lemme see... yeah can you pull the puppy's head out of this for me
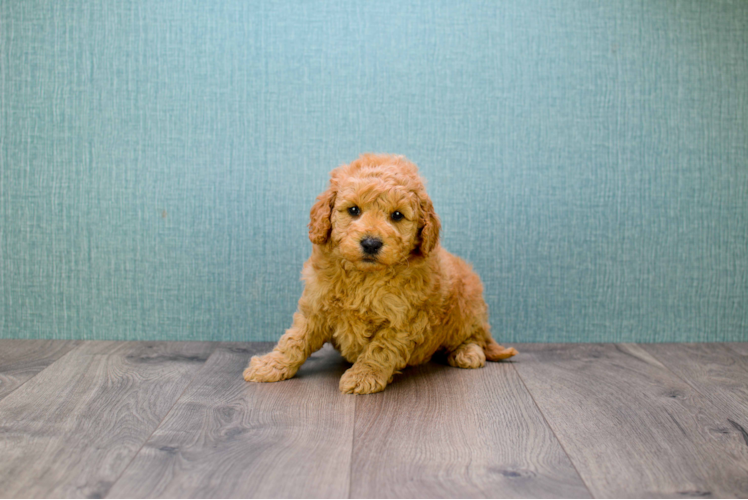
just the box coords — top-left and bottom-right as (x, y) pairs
(309, 154), (440, 269)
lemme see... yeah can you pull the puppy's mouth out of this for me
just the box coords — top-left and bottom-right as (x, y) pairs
(362, 256), (378, 263)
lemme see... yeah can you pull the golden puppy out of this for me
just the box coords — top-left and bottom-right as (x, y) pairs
(244, 153), (517, 394)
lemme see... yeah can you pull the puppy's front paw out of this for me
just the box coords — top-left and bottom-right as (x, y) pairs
(339, 364), (388, 394)
(243, 351), (297, 383)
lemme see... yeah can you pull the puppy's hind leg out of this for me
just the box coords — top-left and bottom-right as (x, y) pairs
(447, 323), (517, 369)
(244, 310), (326, 383)
(447, 342), (486, 369)
(484, 340), (518, 361)
(479, 322), (518, 361)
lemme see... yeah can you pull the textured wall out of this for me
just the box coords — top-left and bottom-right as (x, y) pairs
(1, 0), (746, 342)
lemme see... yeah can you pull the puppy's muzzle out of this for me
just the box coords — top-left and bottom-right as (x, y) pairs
(360, 237), (383, 255)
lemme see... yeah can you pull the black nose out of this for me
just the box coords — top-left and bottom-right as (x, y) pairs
(360, 237), (383, 255)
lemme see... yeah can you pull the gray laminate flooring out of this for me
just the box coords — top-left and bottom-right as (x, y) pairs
(0, 340), (746, 498)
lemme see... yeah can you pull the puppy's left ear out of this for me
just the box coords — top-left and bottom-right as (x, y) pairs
(308, 186), (336, 245)
(417, 193), (441, 256)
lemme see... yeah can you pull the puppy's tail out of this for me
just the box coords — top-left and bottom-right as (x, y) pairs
(483, 333), (518, 361)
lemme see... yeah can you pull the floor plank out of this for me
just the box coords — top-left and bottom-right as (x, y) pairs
(0, 340), (81, 401)
(106, 343), (356, 499)
(726, 343), (748, 357)
(513, 343), (748, 498)
(642, 343), (748, 449)
(0, 341), (216, 499)
(349, 358), (591, 498)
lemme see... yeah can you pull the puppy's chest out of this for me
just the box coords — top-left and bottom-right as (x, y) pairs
(326, 303), (383, 362)
(322, 285), (391, 353)
(325, 295), (386, 330)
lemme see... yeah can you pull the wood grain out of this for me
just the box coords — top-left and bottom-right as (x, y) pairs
(0, 340), (216, 498)
(106, 343), (356, 499)
(642, 343), (748, 448)
(349, 358), (591, 498)
(513, 343), (748, 498)
(726, 343), (748, 356)
(4, 341), (748, 498)
(0, 340), (81, 401)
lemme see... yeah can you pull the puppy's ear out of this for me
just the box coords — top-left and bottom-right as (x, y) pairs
(308, 186), (336, 245)
(416, 194), (441, 256)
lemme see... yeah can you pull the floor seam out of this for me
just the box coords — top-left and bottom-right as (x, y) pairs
(638, 342), (737, 412)
(511, 359), (597, 499)
(0, 340), (85, 404)
(347, 393), (358, 499)
(102, 341), (222, 499)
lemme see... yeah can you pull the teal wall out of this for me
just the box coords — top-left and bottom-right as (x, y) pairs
(1, 1), (746, 343)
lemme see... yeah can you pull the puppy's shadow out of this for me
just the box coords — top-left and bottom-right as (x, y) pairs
(293, 345), (516, 393)
(300, 346), (453, 382)
(292, 345), (444, 394)
(295, 344), (351, 379)
(388, 352), (454, 388)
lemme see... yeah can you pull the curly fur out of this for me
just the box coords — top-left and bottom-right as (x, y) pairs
(244, 153), (517, 394)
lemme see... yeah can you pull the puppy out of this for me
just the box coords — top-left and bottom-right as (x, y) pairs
(244, 153), (517, 394)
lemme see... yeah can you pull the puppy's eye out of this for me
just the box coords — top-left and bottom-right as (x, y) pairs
(347, 206), (361, 217)
(391, 211), (404, 222)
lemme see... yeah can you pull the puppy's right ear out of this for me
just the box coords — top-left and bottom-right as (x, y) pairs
(308, 186), (336, 245)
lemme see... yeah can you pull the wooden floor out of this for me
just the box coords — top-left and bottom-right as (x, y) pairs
(0, 341), (747, 498)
